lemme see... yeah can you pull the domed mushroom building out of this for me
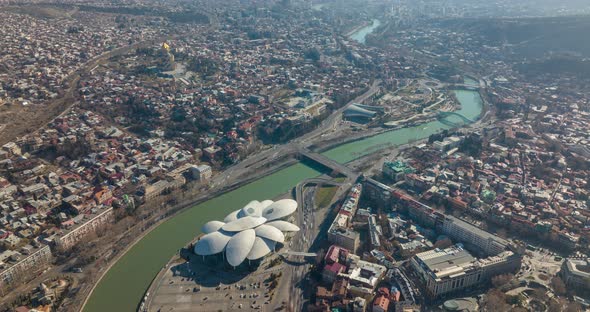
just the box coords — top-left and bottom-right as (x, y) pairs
(194, 199), (300, 267)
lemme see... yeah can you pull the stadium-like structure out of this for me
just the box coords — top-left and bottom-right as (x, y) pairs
(194, 199), (300, 267)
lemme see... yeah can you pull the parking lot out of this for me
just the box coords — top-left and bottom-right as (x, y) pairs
(148, 255), (284, 312)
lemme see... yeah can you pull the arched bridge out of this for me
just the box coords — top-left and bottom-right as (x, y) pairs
(437, 111), (474, 124)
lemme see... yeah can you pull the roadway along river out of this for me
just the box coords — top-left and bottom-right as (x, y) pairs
(83, 89), (483, 312)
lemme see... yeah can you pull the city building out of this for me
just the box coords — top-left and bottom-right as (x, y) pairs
(55, 207), (115, 250)
(327, 184), (363, 253)
(368, 215), (381, 248)
(382, 160), (415, 182)
(441, 216), (507, 256)
(328, 228), (360, 253)
(0, 245), (52, 288)
(560, 258), (590, 291)
(373, 293), (390, 312)
(346, 257), (387, 293)
(194, 199), (299, 267)
(191, 164), (212, 181)
(411, 245), (521, 299)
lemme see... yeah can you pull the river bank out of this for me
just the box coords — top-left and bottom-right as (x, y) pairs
(349, 19), (381, 44)
(82, 83), (485, 312)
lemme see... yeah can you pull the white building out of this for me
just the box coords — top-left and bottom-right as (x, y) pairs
(194, 199), (299, 267)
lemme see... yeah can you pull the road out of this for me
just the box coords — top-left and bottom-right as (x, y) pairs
(273, 174), (357, 312)
(294, 79), (382, 146)
(271, 184), (316, 312)
(208, 80), (382, 190)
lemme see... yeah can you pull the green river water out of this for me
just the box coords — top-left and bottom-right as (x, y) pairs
(350, 19), (382, 44)
(83, 89), (483, 312)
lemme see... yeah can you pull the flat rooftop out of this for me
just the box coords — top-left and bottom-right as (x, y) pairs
(445, 216), (508, 247)
(567, 258), (590, 278)
(417, 246), (475, 273)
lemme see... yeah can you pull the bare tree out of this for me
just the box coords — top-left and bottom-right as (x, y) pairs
(481, 289), (509, 312)
(496, 228), (508, 239)
(491, 273), (514, 288)
(547, 300), (562, 312)
(433, 238), (453, 249)
(551, 276), (567, 296)
(565, 302), (583, 312)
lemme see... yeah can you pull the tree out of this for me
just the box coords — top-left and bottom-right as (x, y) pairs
(480, 289), (509, 312)
(551, 276), (567, 296)
(304, 48), (321, 62)
(492, 273), (514, 288)
(496, 228), (508, 239)
(506, 294), (523, 305)
(530, 288), (547, 302)
(565, 302), (583, 312)
(433, 238), (453, 249)
(548, 300), (562, 312)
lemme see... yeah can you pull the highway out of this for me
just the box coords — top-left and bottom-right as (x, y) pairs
(272, 182), (321, 312)
(208, 80), (381, 190)
(273, 174), (357, 311)
(293, 79), (382, 145)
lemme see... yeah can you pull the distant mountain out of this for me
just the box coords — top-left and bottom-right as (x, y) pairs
(440, 15), (590, 59)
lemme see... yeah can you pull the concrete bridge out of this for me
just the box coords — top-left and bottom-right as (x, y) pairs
(297, 149), (355, 177)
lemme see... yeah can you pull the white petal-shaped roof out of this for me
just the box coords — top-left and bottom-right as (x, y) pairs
(226, 229), (256, 266)
(238, 200), (263, 218)
(247, 237), (276, 260)
(260, 200), (274, 209)
(261, 199), (297, 221)
(223, 209), (241, 223)
(201, 220), (225, 234)
(265, 220), (300, 232)
(194, 231), (233, 256)
(222, 216), (267, 232)
(254, 224), (285, 243)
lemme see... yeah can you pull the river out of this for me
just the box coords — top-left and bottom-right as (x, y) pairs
(82, 88), (483, 312)
(350, 19), (381, 44)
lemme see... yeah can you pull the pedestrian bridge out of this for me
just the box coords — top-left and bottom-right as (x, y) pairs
(450, 84), (480, 90)
(437, 111), (474, 124)
(280, 251), (317, 257)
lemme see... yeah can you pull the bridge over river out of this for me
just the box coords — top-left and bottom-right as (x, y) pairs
(437, 110), (475, 124)
(297, 148), (356, 177)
